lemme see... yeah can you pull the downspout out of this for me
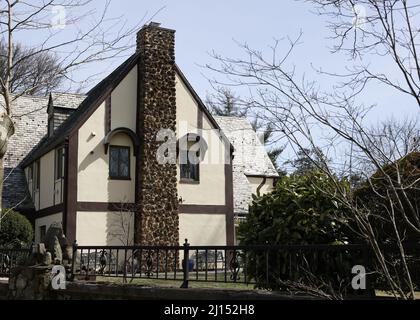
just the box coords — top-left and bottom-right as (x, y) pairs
(256, 176), (267, 196)
(62, 138), (69, 237)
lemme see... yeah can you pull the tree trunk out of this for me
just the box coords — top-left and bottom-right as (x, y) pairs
(0, 114), (15, 216)
(0, 156), (3, 211)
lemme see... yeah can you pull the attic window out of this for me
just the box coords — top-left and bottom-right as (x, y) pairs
(34, 160), (40, 191)
(55, 147), (65, 180)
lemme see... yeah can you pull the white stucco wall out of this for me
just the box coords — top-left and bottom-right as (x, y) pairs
(77, 101), (135, 203)
(39, 150), (55, 210)
(34, 213), (63, 243)
(179, 214), (226, 246)
(76, 211), (134, 246)
(176, 73), (228, 206)
(110, 66), (137, 132)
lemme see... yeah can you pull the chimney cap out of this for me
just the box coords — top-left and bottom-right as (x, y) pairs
(149, 21), (161, 28)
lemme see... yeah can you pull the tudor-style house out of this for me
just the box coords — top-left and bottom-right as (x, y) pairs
(2, 23), (277, 247)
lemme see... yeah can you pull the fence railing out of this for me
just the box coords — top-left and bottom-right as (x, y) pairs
(1, 240), (418, 296)
(71, 239), (383, 294)
(0, 248), (31, 277)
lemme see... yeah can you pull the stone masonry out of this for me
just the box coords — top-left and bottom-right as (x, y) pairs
(135, 23), (179, 246)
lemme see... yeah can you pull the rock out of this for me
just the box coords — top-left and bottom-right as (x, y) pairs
(59, 234), (68, 249)
(9, 279), (15, 291)
(52, 236), (62, 263)
(44, 222), (64, 252)
(22, 268), (34, 280)
(38, 243), (46, 255)
(62, 245), (73, 265)
(42, 252), (52, 266)
(16, 274), (27, 290)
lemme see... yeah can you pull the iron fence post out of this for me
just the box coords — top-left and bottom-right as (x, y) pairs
(180, 239), (190, 288)
(71, 240), (78, 281)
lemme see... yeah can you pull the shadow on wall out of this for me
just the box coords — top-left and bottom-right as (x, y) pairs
(78, 139), (104, 173)
(106, 208), (135, 246)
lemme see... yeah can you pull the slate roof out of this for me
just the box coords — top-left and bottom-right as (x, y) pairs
(214, 116), (279, 214)
(50, 92), (86, 109)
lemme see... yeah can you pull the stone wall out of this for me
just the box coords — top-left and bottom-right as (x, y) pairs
(8, 266), (53, 300)
(135, 23), (179, 247)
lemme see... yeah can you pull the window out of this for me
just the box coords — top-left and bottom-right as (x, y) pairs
(109, 146), (130, 180)
(55, 147), (65, 180)
(39, 225), (46, 243)
(180, 141), (200, 182)
(27, 165), (33, 184)
(34, 160), (40, 191)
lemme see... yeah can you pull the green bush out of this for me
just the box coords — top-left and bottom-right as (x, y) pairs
(237, 172), (358, 292)
(0, 210), (33, 248)
(238, 172), (351, 246)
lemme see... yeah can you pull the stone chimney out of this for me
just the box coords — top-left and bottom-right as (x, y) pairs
(135, 23), (179, 246)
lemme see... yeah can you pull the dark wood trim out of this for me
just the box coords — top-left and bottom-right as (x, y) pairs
(104, 127), (139, 155)
(77, 202), (136, 212)
(64, 132), (78, 243)
(105, 95), (111, 134)
(53, 147), (57, 205)
(197, 108), (203, 130)
(245, 174), (279, 179)
(179, 204), (227, 214)
(179, 179), (200, 185)
(134, 61), (143, 245)
(35, 204), (64, 218)
(225, 162), (235, 246)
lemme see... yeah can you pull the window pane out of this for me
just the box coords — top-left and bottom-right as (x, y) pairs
(110, 148), (119, 177)
(109, 146), (130, 179)
(56, 148), (64, 180)
(179, 141), (200, 182)
(191, 163), (199, 181)
(119, 148), (129, 178)
(180, 163), (190, 179)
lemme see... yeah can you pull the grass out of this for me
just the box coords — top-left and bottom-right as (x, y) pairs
(375, 290), (420, 300)
(95, 276), (257, 291)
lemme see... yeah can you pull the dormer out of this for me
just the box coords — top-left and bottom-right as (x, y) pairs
(47, 92), (86, 136)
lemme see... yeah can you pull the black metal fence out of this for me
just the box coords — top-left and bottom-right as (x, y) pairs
(0, 248), (30, 277)
(71, 240), (379, 294)
(1, 240), (419, 296)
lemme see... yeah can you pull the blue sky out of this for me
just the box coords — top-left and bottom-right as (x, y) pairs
(13, 0), (419, 166)
(15, 0), (415, 120)
(75, 0), (416, 120)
